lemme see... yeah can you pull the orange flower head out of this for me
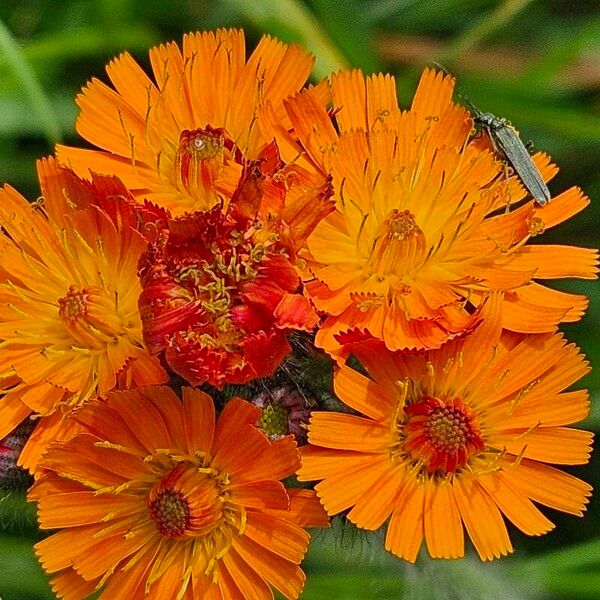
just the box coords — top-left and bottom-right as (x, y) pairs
(30, 386), (328, 599)
(138, 145), (332, 388)
(299, 294), (593, 562)
(56, 29), (317, 215)
(0, 158), (166, 472)
(263, 68), (598, 355)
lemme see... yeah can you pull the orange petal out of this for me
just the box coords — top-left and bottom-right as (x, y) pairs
(307, 412), (390, 452)
(477, 470), (554, 536)
(313, 455), (391, 515)
(331, 69), (367, 132)
(182, 387), (216, 453)
(346, 461), (403, 530)
(537, 186), (589, 229)
(453, 475), (513, 561)
(232, 535), (305, 600)
(424, 478), (464, 559)
(509, 245), (598, 279)
(334, 365), (395, 420)
(244, 511), (310, 564)
(221, 546), (273, 600)
(240, 436), (300, 483)
(281, 489), (330, 528)
(385, 474), (425, 563)
(229, 480), (290, 511)
(505, 458), (591, 516)
(490, 427), (593, 465)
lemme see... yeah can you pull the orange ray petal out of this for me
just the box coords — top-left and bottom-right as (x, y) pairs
(228, 480), (289, 511)
(385, 474), (425, 563)
(506, 458), (592, 516)
(244, 511), (310, 564)
(509, 282), (589, 324)
(239, 436), (300, 483)
(477, 471), (554, 536)
(453, 476), (513, 561)
(278, 489), (330, 528)
(423, 479), (464, 559)
(298, 445), (367, 480)
(537, 186), (589, 229)
(313, 455), (391, 515)
(106, 389), (174, 451)
(212, 424), (272, 477)
(232, 536), (305, 600)
(334, 366), (396, 420)
(509, 245), (599, 279)
(307, 412), (391, 452)
(49, 570), (99, 600)
(284, 90), (338, 170)
(213, 398), (261, 452)
(0, 394), (30, 439)
(182, 387), (216, 454)
(331, 69), (367, 132)
(411, 68), (456, 119)
(221, 546), (273, 600)
(486, 389), (589, 429)
(490, 427), (593, 465)
(346, 462), (403, 530)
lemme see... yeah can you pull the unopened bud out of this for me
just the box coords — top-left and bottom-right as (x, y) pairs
(253, 387), (316, 444)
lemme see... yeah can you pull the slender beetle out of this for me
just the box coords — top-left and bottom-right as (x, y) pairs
(471, 107), (551, 206)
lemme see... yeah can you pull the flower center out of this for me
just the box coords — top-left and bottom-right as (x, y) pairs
(58, 285), (125, 348)
(368, 209), (426, 277)
(147, 463), (225, 540)
(175, 127), (227, 191)
(403, 396), (484, 474)
(148, 489), (191, 538)
(181, 129), (225, 161)
(59, 287), (88, 320)
(142, 209), (273, 353)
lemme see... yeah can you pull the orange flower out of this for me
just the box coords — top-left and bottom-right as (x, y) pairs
(56, 29), (317, 216)
(263, 68), (598, 355)
(299, 294), (593, 561)
(30, 386), (328, 599)
(0, 158), (166, 472)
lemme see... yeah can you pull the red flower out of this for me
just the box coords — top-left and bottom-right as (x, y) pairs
(139, 145), (332, 387)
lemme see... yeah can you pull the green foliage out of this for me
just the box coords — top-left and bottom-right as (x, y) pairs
(0, 0), (598, 598)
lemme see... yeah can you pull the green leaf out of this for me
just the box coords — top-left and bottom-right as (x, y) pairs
(310, 0), (381, 73)
(0, 26), (158, 74)
(510, 538), (600, 598)
(0, 18), (61, 145)
(0, 533), (53, 600)
(222, 0), (349, 78)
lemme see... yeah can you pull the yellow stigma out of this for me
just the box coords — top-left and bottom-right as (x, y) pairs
(368, 209), (427, 278)
(58, 285), (127, 348)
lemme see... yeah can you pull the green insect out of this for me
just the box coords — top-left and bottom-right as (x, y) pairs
(471, 106), (551, 206)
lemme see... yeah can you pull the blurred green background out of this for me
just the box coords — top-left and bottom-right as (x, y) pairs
(0, 0), (598, 598)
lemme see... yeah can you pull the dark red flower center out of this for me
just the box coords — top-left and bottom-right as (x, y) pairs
(403, 396), (484, 474)
(148, 464), (225, 539)
(148, 489), (191, 538)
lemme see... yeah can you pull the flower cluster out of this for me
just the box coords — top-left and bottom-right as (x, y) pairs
(0, 29), (596, 599)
